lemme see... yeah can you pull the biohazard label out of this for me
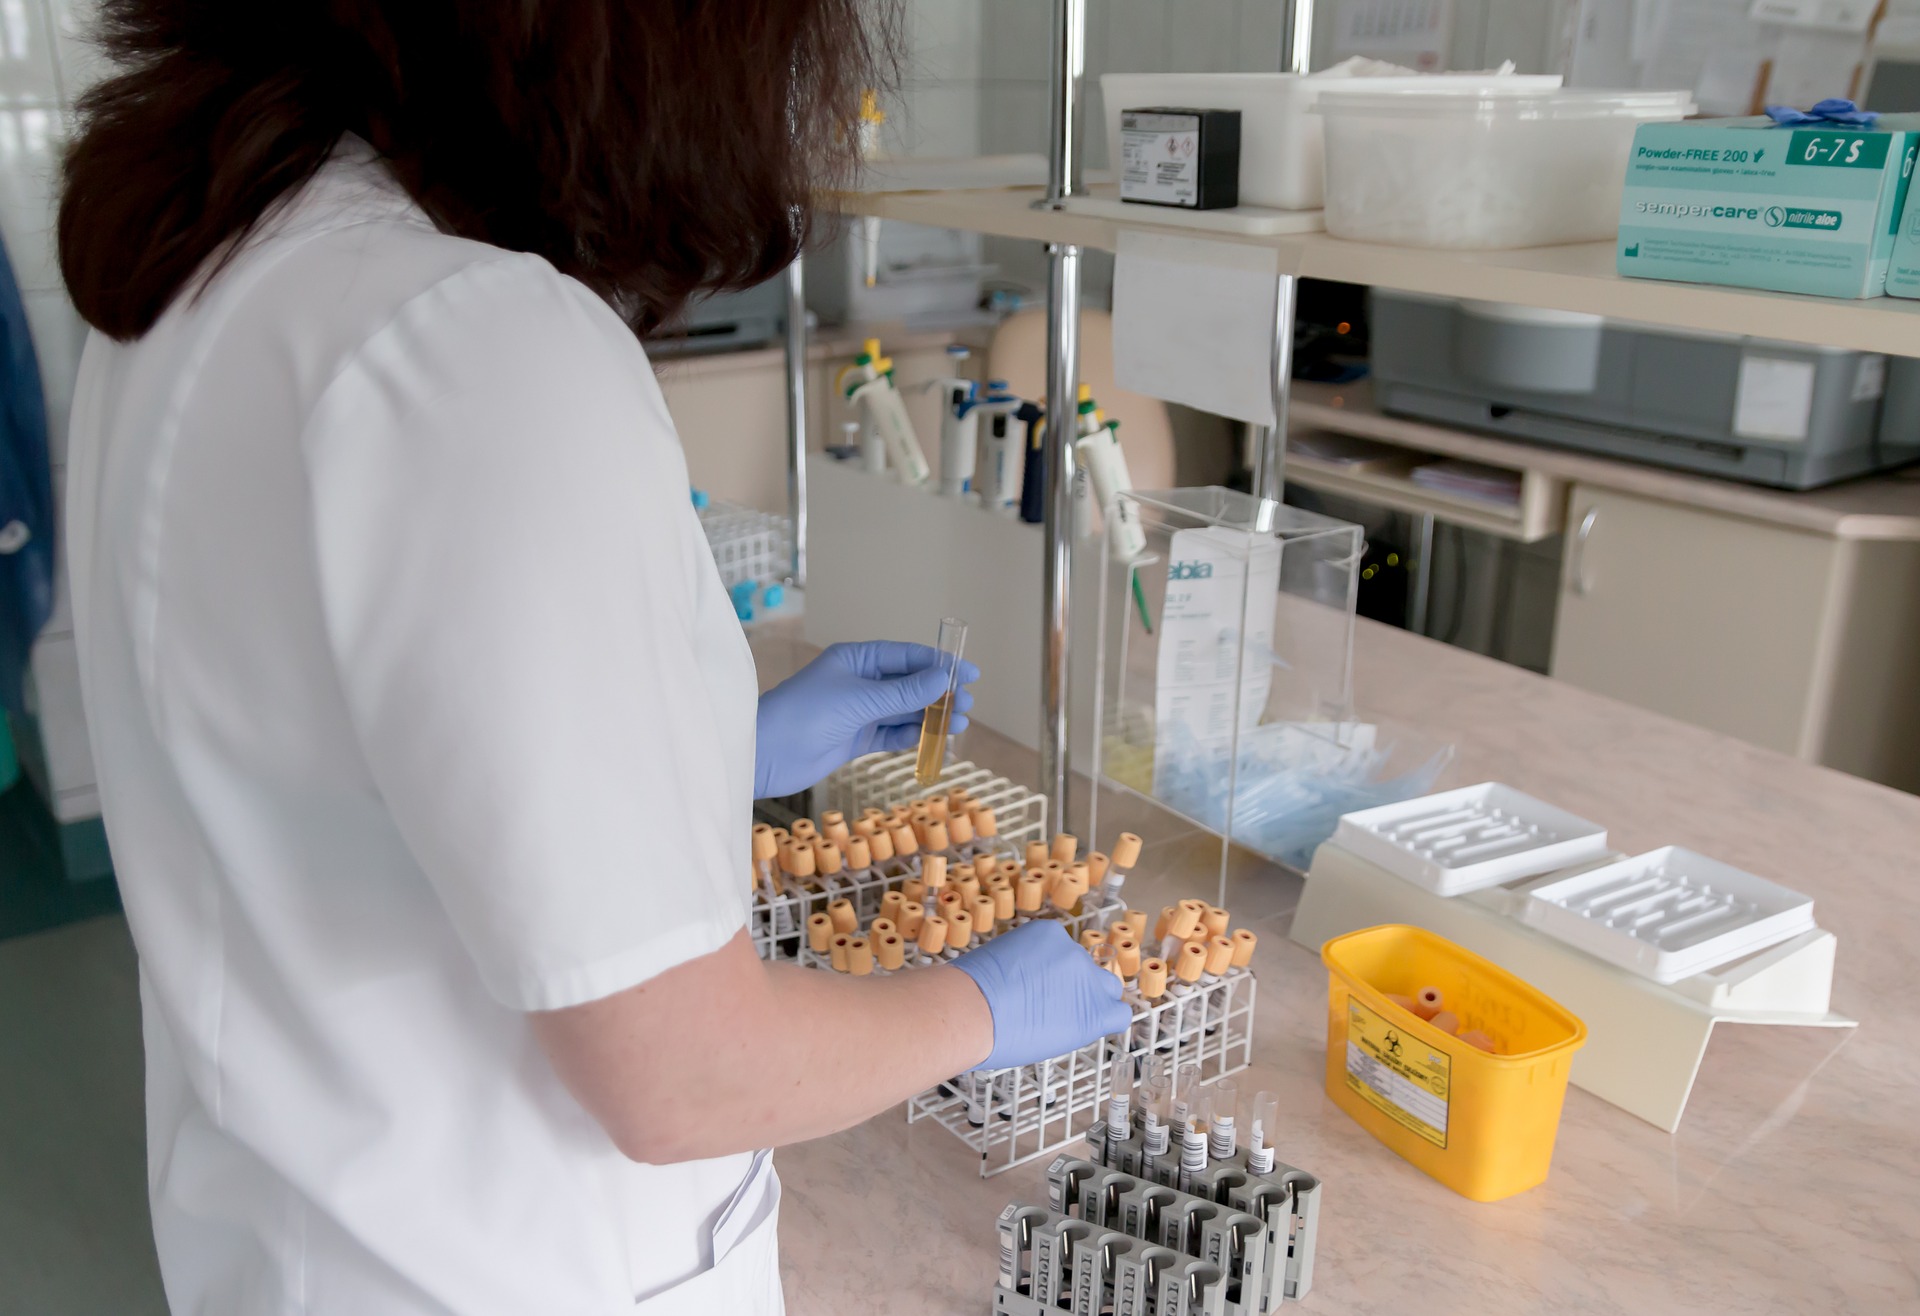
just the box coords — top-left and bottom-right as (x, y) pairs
(1345, 998), (1450, 1148)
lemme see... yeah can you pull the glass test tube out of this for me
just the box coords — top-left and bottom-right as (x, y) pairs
(1246, 1090), (1280, 1174)
(913, 616), (969, 787)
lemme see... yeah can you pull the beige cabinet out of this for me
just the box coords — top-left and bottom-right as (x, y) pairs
(1550, 482), (1920, 791)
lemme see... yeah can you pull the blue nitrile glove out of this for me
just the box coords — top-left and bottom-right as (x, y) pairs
(754, 640), (980, 798)
(949, 921), (1134, 1072)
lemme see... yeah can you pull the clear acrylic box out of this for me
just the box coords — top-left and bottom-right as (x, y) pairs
(1089, 487), (1452, 901)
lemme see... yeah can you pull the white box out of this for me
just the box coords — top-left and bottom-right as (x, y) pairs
(1521, 847), (1817, 984)
(1333, 782), (1609, 896)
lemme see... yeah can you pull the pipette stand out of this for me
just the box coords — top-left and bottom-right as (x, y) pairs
(1289, 840), (1856, 1132)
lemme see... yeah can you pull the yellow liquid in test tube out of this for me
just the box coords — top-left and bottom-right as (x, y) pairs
(914, 616), (968, 787)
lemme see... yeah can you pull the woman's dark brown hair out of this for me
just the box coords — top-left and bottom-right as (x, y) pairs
(60, 1), (897, 341)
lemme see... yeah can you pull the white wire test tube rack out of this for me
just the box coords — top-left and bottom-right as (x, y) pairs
(750, 756), (1048, 961)
(696, 497), (793, 591)
(822, 753), (1048, 851)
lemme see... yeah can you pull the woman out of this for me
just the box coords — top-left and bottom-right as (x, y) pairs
(57, 3), (1129, 1312)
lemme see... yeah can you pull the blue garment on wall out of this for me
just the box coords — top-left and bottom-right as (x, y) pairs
(0, 231), (53, 716)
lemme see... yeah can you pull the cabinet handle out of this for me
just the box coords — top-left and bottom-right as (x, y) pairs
(1571, 506), (1598, 596)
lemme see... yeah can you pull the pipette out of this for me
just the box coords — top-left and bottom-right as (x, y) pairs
(914, 616), (968, 787)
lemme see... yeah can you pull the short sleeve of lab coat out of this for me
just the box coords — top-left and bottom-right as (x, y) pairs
(301, 254), (753, 1013)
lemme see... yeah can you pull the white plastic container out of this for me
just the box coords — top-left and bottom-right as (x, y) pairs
(1332, 782), (1609, 896)
(1315, 88), (1695, 248)
(1521, 847), (1816, 984)
(1100, 71), (1562, 211)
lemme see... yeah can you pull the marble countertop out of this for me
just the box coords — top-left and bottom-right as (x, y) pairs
(761, 619), (1920, 1315)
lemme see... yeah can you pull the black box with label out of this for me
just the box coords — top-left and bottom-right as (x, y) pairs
(1118, 107), (1240, 210)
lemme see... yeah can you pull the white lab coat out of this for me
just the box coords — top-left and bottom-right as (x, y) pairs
(64, 139), (783, 1314)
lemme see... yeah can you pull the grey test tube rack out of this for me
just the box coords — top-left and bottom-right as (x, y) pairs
(991, 1143), (1322, 1315)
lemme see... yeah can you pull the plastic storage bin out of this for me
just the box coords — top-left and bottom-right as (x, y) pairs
(1321, 924), (1587, 1201)
(1315, 88), (1695, 248)
(1099, 71), (1561, 211)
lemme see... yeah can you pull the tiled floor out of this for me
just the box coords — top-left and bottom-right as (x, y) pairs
(0, 914), (166, 1314)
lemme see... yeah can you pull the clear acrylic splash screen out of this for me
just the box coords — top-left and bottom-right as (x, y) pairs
(1090, 488), (1451, 899)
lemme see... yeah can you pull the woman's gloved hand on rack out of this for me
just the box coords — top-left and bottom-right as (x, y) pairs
(753, 640), (980, 799)
(949, 921), (1133, 1071)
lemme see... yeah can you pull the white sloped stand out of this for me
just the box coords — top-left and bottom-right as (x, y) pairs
(1288, 842), (1856, 1133)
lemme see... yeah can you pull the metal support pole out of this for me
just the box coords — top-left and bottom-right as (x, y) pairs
(1409, 511), (1436, 636)
(1281, 0), (1317, 74)
(783, 255), (808, 588)
(1037, 0), (1086, 825)
(1043, 0), (1087, 207)
(1249, 272), (1299, 511)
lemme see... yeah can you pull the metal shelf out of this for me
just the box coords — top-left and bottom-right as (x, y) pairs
(830, 185), (1920, 360)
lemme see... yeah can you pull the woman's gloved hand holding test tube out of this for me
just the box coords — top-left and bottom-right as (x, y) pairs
(753, 640), (980, 798)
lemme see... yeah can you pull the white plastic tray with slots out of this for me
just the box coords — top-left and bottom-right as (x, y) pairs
(1333, 782), (1610, 896)
(1521, 847), (1817, 985)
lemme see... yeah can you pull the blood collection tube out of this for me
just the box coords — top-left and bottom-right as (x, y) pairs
(1025, 840), (1050, 869)
(916, 914), (948, 965)
(924, 818), (952, 857)
(970, 806), (999, 850)
(1105, 1048), (1134, 1164)
(1245, 1091), (1280, 1174)
(946, 908), (974, 954)
(1229, 928), (1257, 969)
(1178, 1089), (1211, 1194)
(1100, 832), (1143, 904)
(1207, 1079), (1238, 1160)
(972, 895), (997, 941)
(1050, 832), (1078, 865)
(913, 617), (968, 787)
(1412, 987), (1445, 1021)
(1139, 1061), (1173, 1172)
(1200, 906), (1231, 939)
(845, 935), (874, 977)
(820, 810), (851, 845)
(990, 879), (1015, 929)
(947, 808), (976, 855)
(827, 898), (858, 934)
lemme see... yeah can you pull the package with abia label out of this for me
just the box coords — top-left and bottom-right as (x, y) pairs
(1618, 115), (1920, 299)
